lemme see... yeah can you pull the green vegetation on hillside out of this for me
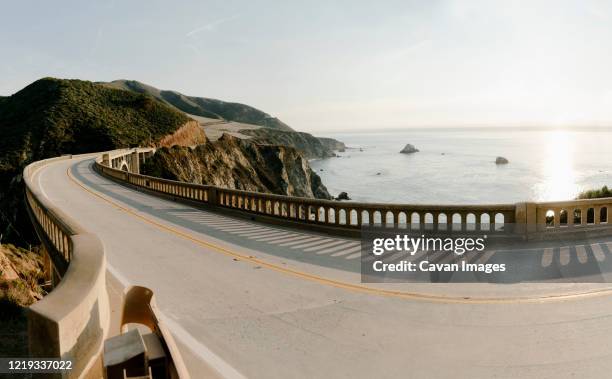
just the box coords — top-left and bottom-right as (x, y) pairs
(1, 78), (188, 168)
(577, 185), (612, 199)
(105, 80), (294, 131)
(0, 77), (189, 244)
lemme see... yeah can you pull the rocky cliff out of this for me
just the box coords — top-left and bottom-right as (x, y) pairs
(141, 134), (331, 199)
(241, 128), (339, 159)
(317, 137), (346, 152)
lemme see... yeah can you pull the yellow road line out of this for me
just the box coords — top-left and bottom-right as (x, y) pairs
(66, 164), (612, 304)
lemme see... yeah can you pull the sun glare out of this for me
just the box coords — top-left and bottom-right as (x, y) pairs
(536, 130), (578, 201)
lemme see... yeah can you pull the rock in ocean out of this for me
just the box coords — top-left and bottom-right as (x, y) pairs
(336, 192), (351, 201)
(495, 156), (509, 164)
(399, 144), (419, 154)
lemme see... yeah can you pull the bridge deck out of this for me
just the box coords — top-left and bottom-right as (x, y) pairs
(35, 155), (612, 379)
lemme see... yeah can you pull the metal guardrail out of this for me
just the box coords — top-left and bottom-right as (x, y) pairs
(117, 286), (190, 379)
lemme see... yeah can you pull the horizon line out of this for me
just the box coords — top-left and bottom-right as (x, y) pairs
(313, 124), (612, 134)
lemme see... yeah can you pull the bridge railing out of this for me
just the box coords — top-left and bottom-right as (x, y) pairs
(24, 154), (110, 378)
(534, 198), (611, 232)
(96, 149), (519, 234)
(214, 187), (517, 233)
(24, 152), (189, 378)
(95, 148), (612, 239)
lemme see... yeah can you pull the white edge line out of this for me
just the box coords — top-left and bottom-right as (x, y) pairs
(160, 315), (247, 379)
(107, 263), (131, 287)
(35, 161), (51, 199)
(106, 264), (247, 379)
(66, 158), (246, 378)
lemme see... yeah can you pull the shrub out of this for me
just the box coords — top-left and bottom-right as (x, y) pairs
(577, 185), (612, 199)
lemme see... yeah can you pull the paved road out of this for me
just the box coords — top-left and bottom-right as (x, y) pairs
(35, 156), (612, 378)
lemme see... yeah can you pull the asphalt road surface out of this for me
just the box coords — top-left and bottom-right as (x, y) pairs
(33, 155), (612, 379)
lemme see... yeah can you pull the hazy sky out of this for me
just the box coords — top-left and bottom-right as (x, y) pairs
(3, 0), (612, 132)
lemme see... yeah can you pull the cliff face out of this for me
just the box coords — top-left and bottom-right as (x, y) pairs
(317, 137), (346, 152)
(241, 128), (338, 159)
(142, 134), (331, 199)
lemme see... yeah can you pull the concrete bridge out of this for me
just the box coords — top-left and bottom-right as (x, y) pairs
(23, 148), (612, 378)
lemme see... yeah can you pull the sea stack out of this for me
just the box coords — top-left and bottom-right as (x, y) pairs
(336, 192), (351, 201)
(400, 144), (419, 154)
(495, 156), (509, 164)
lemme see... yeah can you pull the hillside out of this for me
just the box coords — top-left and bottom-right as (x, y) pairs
(241, 128), (337, 159)
(0, 78), (192, 244)
(142, 134), (331, 200)
(0, 78), (190, 166)
(0, 244), (45, 357)
(103, 79), (348, 158)
(105, 79), (294, 131)
(317, 137), (346, 152)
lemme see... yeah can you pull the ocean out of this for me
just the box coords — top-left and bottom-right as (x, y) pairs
(309, 128), (612, 205)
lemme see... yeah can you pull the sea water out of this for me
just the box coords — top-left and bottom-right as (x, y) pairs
(309, 128), (612, 204)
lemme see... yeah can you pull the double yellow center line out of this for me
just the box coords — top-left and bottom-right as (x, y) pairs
(66, 162), (612, 304)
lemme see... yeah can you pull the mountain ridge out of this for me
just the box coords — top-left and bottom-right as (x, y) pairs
(103, 79), (294, 132)
(104, 79), (346, 159)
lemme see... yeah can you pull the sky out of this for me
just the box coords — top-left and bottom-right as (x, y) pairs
(3, 0), (612, 132)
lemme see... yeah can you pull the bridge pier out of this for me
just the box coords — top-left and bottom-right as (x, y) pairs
(208, 187), (218, 205)
(130, 151), (140, 174)
(514, 202), (537, 239)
